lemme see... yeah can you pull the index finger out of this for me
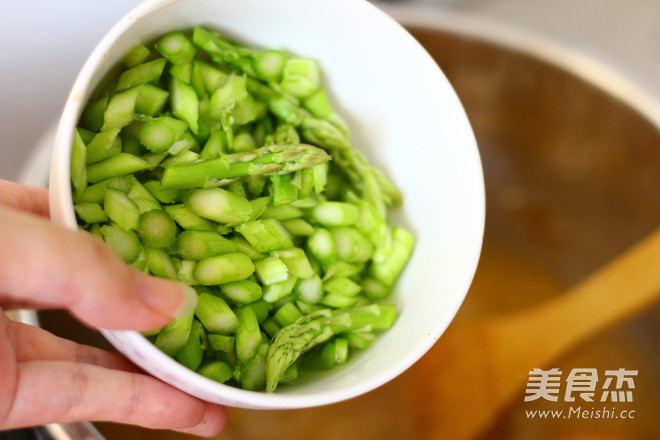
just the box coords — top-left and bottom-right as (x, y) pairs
(0, 207), (197, 331)
(0, 179), (49, 218)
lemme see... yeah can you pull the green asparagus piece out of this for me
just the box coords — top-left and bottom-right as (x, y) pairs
(272, 302), (303, 328)
(85, 128), (121, 165)
(175, 319), (205, 370)
(175, 259), (198, 285)
(200, 130), (227, 159)
(136, 84), (169, 116)
(164, 204), (216, 231)
(235, 305), (262, 363)
(160, 143), (331, 190)
(305, 337), (349, 369)
(207, 334), (235, 353)
(307, 228), (336, 266)
(82, 96), (107, 132)
(248, 299), (273, 323)
(281, 218), (314, 236)
(296, 275), (323, 304)
(248, 195), (271, 221)
(176, 230), (236, 260)
(303, 88), (348, 136)
(195, 293), (239, 334)
(228, 234), (267, 261)
(271, 174), (298, 205)
(345, 331), (375, 350)
(86, 153), (150, 183)
(330, 227), (373, 264)
(194, 252), (255, 285)
(145, 247), (178, 280)
(231, 131), (256, 153)
(104, 188), (140, 231)
(101, 87), (139, 130)
(74, 202), (108, 224)
(320, 291), (358, 309)
(186, 187), (252, 224)
(70, 129), (88, 195)
(323, 261), (364, 280)
(262, 318), (281, 339)
(307, 201), (359, 227)
(195, 60), (230, 94)
(235, 218), (293, 253)
(192, 26), (259, 75)
(254, 256), (289, 285)
(369, 226), (415, 286)
(156, 31), (196, 65)
(126, 178), (162, 213)
(123, 43), (151, 69)
(280, 58), (321, 99)
(323, 277), (362, 297)
(198, 360), (233, 383)
(209, 74), (258, 127)
(221, 279), (263, 304)
(138, 116), (188, 153)
(170, 62), (192, 84)
(136, 209), (178, 248)
(239, 355), (267, 391)
(116, 58), (167, 92)
(260, 204), (303, 221)
(273, 247), (314, 279)
(143, 180), (179, 204)
(265, 304), (396, 392)
(295, 300), (323, 315)
(361, 276), (391, 300)
(262, 276), (298, 303)
(154, 312), (194, 357)
(170, 77), (199, 134)
(99, 223), (142, 264)
(254, 49), (287, 82)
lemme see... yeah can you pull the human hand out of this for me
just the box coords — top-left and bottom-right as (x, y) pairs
(0, 179), (227, 437)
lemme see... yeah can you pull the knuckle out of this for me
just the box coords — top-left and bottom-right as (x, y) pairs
(120, 373), (143, 423)
(74, 344), (103, 367)
(62, 364), (90, 422)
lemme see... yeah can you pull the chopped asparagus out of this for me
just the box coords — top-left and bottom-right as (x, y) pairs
(71, 25), (414, 393)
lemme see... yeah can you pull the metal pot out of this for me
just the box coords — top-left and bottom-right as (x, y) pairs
(13, 8), (660, 440)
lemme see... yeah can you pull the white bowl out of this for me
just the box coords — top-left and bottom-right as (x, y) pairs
(49, 0), (484, 409)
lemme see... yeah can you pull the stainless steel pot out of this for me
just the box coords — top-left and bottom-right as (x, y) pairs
(12, 8), (660, 440)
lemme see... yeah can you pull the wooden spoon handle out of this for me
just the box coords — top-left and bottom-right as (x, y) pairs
(494, 228), (660, 365)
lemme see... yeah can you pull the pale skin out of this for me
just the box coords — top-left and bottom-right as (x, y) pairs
(0, 179), (227, 437)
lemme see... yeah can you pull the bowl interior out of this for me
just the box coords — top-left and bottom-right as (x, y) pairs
(48, 0), (483, 408)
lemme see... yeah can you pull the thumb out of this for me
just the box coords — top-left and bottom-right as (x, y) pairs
(0, 206), (197, 330)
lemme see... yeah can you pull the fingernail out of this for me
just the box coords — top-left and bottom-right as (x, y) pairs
(138, 274), (198, 318)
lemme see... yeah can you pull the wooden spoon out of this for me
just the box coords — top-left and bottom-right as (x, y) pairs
(405, 228), (660, 440)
